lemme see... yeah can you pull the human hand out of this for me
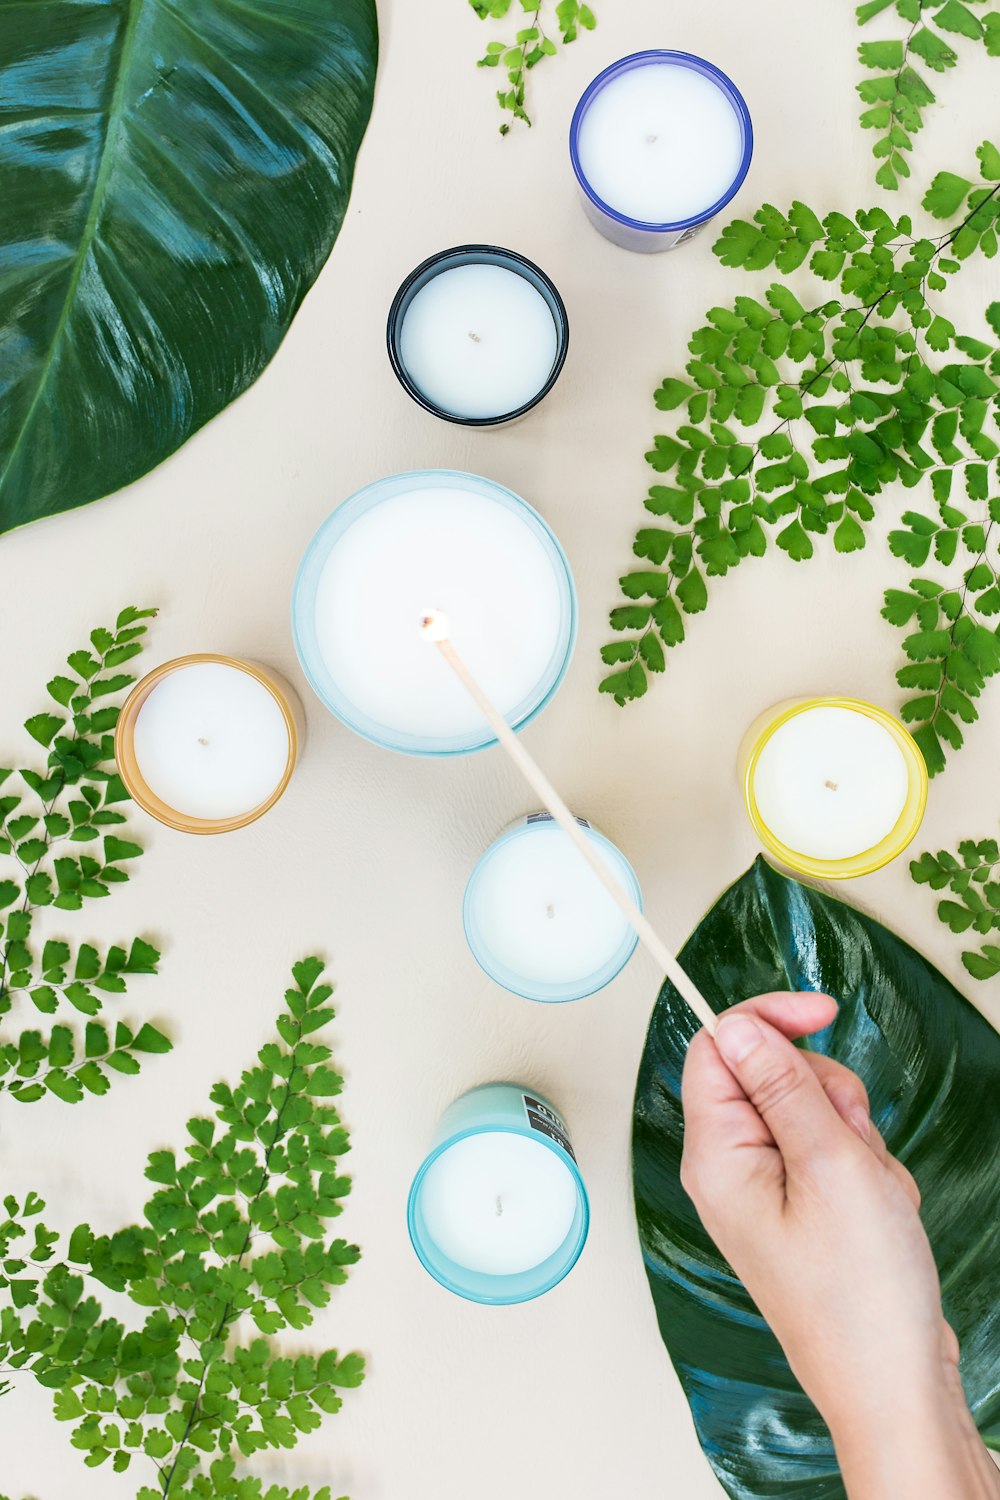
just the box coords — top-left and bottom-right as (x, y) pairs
(680, 992), (1000, 1500)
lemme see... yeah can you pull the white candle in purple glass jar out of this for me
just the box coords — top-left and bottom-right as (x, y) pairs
(570, 51), (753, 253)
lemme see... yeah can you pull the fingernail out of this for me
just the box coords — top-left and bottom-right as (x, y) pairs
(715, 1014), (763, 1064)
(849, 1106), (872, 1143)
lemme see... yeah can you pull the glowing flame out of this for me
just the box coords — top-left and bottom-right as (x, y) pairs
(420, 609), (450, 643)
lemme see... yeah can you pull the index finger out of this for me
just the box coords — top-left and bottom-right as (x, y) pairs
(681, 991), (838, 1185)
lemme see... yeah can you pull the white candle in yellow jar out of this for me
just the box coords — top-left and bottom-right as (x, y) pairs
(739, 698), (928, 879)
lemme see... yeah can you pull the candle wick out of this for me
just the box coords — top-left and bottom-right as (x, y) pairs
(468, 330), (482, 343)
(495, 1195), (503, 1218)
(546, 903), (555, 919)
(647, 133), (658, 144)
(197, 737), (209, 747)
(824, 779), (839, 791)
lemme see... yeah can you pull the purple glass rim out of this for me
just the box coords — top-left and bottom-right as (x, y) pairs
(569, 50), (754, 234)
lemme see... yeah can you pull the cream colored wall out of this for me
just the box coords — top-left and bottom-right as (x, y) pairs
(1, 2), (998, 1497)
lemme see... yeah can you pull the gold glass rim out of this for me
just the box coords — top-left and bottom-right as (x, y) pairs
(114, 654), (298, 835)
(742, 696), (929, 880)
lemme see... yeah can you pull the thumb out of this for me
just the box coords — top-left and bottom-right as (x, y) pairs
(713, 1010), (852, 1173)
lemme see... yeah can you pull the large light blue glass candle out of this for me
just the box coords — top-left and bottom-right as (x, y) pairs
(407, 1083), (589, 1304)
(570, 51), (753, 253)
(464, 814), (642, 1001)
(291, 471), (576, 756)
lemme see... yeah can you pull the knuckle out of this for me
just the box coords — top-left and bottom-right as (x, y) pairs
(813, 1132), (865, 1176)
(681, 1031), (712, 1090)
(896, 1163), (921, 1208)
(680, 1032), (710, 1092)
(749, 1061), (806, 1117)
(679, 1149), (709, 1207)
(797, 1133), (869, 1194)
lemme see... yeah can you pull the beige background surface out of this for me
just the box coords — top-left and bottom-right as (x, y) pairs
(2, 2), (999, 1497)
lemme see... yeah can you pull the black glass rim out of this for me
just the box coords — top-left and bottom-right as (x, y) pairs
(386, 244), (570, 427)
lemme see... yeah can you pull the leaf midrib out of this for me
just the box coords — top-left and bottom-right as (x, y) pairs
(0, 0), (149, 508)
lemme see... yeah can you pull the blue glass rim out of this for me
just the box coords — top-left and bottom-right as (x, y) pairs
(569, 50), (754, 233)
(463, 821), (642, 1002)
(407, 1121), (590, 1306)
(386, 245), (570, 427)
(290, 470), (578, 758)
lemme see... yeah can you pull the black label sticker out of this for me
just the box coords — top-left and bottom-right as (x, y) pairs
(526, 812), (591, 830)
(523, 1094), (576, 1161)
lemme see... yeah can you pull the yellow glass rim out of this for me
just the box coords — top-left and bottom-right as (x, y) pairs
(114, 654), (298, 835)
(742, 696), (929, 880)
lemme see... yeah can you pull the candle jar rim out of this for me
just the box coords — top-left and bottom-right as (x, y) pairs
(291, 469), (578, 758)
(114, 655), (299, 836)
(463, 815), (642, 1001)
(407, 1083), (590, 1305)
(741, 696), (929, 880)
(386, 244), (570, 427)
(569, 49), (754, 234)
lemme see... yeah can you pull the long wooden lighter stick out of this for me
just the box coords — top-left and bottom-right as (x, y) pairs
(421, 612), (717, 1035)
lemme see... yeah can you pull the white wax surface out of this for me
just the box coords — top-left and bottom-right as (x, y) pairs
(468, 824), (633, 989)
(419, 1132), (578, 1276)
(133, 664), (290, 820)
(752, 707), (910, 861)
(398, 265), (559, 419)
(577, 61), (744, 224)
(312, 486), (565, 741)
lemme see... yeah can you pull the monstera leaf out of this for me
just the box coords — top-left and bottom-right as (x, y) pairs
(633, 857), (1000, 1499)
(0, 0), (377, 533)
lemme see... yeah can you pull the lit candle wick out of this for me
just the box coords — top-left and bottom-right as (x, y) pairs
(824, 779), (839, 792)
(197, 737), (209, 747)
(420, 609), (450, 642)
(468, 330), (482, 343)
(546, 903), (555, 919)
(647, 133), (658, 144)
(496, 1195), (503, 1217)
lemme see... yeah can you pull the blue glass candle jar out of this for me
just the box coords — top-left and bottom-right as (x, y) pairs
(407, 1083), (590, 1304)
(291, 470), (577, 756)
(570, 51), (753, 253)
(464, 814), (642, 1002)
(387, 246), (569, 426)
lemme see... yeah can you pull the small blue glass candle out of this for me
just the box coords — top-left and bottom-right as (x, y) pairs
(570, 51), (753, 253)
(407, 1083), (589, 1305)
(291, 471), (577, 756)
(464, 814), (642, 1002)
(387, 246), (569, 426)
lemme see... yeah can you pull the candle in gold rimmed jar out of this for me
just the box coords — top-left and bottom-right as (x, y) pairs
(738, 697), (928, 880)
(115, 656), (302, 835)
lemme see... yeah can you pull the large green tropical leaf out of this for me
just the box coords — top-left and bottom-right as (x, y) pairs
(633, 857), (1000, 1499)
(0, 0), (377, 533)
